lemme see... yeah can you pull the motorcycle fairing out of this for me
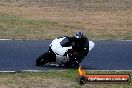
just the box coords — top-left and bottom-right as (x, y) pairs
(49, 37), (72, 64)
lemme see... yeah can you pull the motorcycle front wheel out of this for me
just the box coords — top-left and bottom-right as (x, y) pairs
(36, 52), (48, 66)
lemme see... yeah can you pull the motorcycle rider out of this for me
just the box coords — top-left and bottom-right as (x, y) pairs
(61, 32), (89, 57)
(36, 32), (90, 67)
(56, 32), (89, 66)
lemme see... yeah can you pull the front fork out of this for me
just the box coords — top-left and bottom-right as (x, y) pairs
(47, 47), (56, 63)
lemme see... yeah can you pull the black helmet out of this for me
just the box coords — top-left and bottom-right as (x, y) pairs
(75, 32), (84, 39)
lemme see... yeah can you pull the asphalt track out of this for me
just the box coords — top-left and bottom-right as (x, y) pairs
(0, 40), (132, 71)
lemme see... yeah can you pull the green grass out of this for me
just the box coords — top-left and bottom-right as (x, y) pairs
(0, 14), (80, 40)
(0, 14), (62, 39)
(0, 70), (132, 88)
(0, 13), (131, 40)
(0, 0), (132, 40)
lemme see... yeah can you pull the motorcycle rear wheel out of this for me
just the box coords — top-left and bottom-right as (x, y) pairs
(64, 60), (80, 68)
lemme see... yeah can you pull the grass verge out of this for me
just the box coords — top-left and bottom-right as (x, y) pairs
(0, 70), (132, 88)
(0, 2), (131, 40)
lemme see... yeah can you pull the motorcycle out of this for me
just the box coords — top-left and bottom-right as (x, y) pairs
(36, 37), (95, 67)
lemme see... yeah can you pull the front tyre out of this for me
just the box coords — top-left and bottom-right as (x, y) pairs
(36, 53), (48, 66)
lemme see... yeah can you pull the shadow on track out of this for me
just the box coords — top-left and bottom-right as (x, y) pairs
(38, 64), (97, 70)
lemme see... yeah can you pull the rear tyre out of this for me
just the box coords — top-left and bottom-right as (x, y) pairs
(64, 60), (80, 68)
(72, 62), (79, 68)
(64, 61), (72, 67)
(36, 53), (48, 66)
(67, 51), (81, 68)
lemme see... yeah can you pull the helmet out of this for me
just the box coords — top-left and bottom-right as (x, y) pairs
(74, 32), (84, 39)
(73, 32), (85, 46)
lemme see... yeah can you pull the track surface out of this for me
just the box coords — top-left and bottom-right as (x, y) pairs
(0, 40), (132, 71)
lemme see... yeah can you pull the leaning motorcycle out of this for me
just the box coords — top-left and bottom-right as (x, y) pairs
(36, 37), (95, 67)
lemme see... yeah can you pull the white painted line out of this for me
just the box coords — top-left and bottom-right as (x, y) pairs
(0, 39), (132, 41)
(14, 39), (23, 40)
(21, 70), (46, 72)
(86, 70), (132, 72)
(119, 40), (132, 41)
(0, 70), (132, 73)
(0, 39), (11, 40)
(0, 71), (16, 73)
(0, 70), (46, 73)
(0, 39), (24, 40)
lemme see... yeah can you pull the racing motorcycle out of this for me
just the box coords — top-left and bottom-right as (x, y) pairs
(36, 36), (95, 67)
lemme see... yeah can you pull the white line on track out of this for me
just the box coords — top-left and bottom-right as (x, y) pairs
(0, 39), (11, 40)
(21, 70), (47, 72)
(0, 70), (132, 73)
(86, 70), (132, 72)
(0, 39), (24, 40)
(0, 39), (132, 41)
(0, 71), (16, 73)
